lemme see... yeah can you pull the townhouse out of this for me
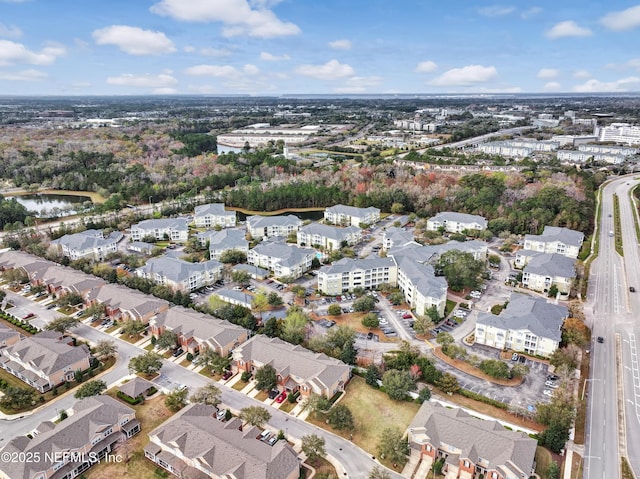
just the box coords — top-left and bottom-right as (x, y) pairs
(0, 395), (139, 479)
(296, 223), (362, 251)
(407, 402), (536, 479)
(194, 203), (236, 228)
(33, 264), (105, 300)
(0, 331), (92, 393)
(426, 212), (488, 233)
(246, 215), (302, 239)
(0, 250), (52, 282)
(87, 284), (170, 323)
(145, 404), (299, 479)
(247, 238), (315, 280)
(233, 336), (351, 399)
(136, 256), (223, 292)
(516, 251), (576, 295)
(475, 293), (568, 357)
(323, 204), (380, 227)
(50, 229), (122, 261)
(317, 257), (398, 295)
(130, 218), (189, 242)
(149, 306), (248, 356)
(197, 228), (248, 260)
(523, 226), (584, 259)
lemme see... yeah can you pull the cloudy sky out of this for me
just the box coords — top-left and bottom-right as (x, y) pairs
(1, 0), (640, 95)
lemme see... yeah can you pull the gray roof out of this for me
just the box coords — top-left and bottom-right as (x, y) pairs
(132, 217), (189, 232)
(152, 306), (246, 351)
(89, 283), (169, 319)
(194, 203), (234, 217)
(325, 204), (380, 216)
(128, 241), (156, 253)
(234, 336), (351, 394)
(429, 211), (488, 227)
(34, 264), (105, 294)
(138, 257), (222, 283)
(0, 395), (135, 479)
(233, 263), (270, 277)
(214, 288), (254, 305)
(119, 377), (154, 398)
(0, 250), (51, 275)
(524, 252), (576, 278)
(383, 227), (414, 247)
(409, 402), (536, 477)
(525, 226), (584, 248)
(388, 245), (448, 298)
(299, 223), (361, 242)
(0, 325), (21, 344)
(51, 229), (122, 252)
(476, 293), (567, 341)
(246, 214), (302, 229)
(198, 228), (248, 249)
(319, 256), (396, 275)
(251, 239), (315, 268)
(148, 403), (299, 479)
(2, 331), (91, 376)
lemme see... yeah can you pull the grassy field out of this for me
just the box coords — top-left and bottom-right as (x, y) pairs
(534, 446), (559, 479)
(86, 395), (174, 479)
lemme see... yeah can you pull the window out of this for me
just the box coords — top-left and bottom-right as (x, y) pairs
(464, 460), (470, 468)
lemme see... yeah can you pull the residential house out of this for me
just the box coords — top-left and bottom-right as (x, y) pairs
(197, 228), (248, 260)
(0, 325), (21, 348)
(213, 289), (254, 309)
(194, 203), (236, 228)
(87, 284), (170, 323)
(297, 223), (362, 251)
(50, 229), (122, 261)
(33, 264), (105, 300)
(233, 335), (351, 399)
(523, 226), (584, 259)
(246, 215), (302, 239)
(517, 252), (576, 295)
(475, 293), (568, 357)
(247, 238), (315, 279)
(0, 250), (52, 283)
(149, 307), (248, 356)
(382, 227), (415, 251)
(426, 212), (488, 233)
(130, 218), (189, 242)
(118, 377), (155, 402)
(0, 331), (92, 392)
(317, 257), (398, 295)
(136, 256), (223, 292)
(324, 204), (380, 227)
(0, 395), (139, 479)
(407, 402), (536, 479)
(144, 403), (299, 479)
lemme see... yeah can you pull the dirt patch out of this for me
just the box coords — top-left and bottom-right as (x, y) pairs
(433, 347), (523, 386)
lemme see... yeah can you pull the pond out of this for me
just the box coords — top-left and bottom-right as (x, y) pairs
(14, 193), (92, 218)
(235, 210), (324, 222)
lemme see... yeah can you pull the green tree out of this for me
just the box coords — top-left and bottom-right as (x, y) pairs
(190, 384), (221, 407)
(0, 386), (35, 410)
(362, 313), (380, 329)
(547, 461), (561, 479)
(547, 284), (559, 298)
(128, 351), (163, 375)
(510, 363), (530, 378)
(388, 292), (404, 306)
(92, 339), (117, 360)
(45, 316), (80, 334)
(549, 344), (581, 372)
(561, 317), (589, 347)
(301, 434), (326, 461)
(377, 427), (409, 464)
(435, 250), (485, 291)
(412, 314), (431, 335)
(365, 364), (381, 387)
(267, 291), (283, 306)
(353, 295), (376, 312)
(219, 250), (247, 264)
(74, 380), (107, 399)
(369, 466), (392, 479)
(303, 394), (332, 419)
(198, 349), (231, 374)
(436, 373), (460, 394)
(382, 369), (416, 401)
(120, 319), (146, 338)
(327, 404), (355, 430)
(239, 406), (271, 427)
(425, 305), (440, 323)
(281, 308), (310, 344)
(56, 293), (83, 307)
(479, 359), (510, 379)
(252, 291), (270, 321)
(255, 364), (277, 392)
(156, 330), (179, 349)
(231, 270), (251, 286)
(417, 387), (431, 403)
(165, 387), (189, 412)
(327, 304), (342, 316)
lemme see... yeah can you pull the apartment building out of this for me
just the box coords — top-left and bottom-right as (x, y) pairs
(382, 227), (415, 251)
(136, 256), (223, 292)
(517, 252), (576, 295)
(317, 257), (397, 295)
(426, 212), (487, 234)
(197, 228), (248, 260)
(297, 223), (362, 251)
(246, 215), (302, 239)
(247, 238), (315, 279)
(130, 218), (189, 242)
(324, 204), (380, 227)
(50, 229), (122, 261)
(194, 203), (236, 228)
(523, 226), (584, 259)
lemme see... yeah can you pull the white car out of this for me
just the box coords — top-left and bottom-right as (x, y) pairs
(378, 318), (388, 325)
(543, 389), (554, 397)
(545, 380), (559, 389)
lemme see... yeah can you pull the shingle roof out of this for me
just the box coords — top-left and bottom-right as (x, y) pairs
(319, 256), (396, 275)
(524, 252), (576, 278)
(298, 223), (361, 242)
(194, 203), (234, 217)
(250, 239), (315, 268)
(89, 283), (169, 318)
(325, 204), (380, 216)
(383, 227), (414, 248)
(51, 230), (122, 252)
(525, 226), (584, 248)
(34, 264), (105, 294)
(198, 228), (248, 250)
(148, 403), (299, 479)
(246, 215), (302, 229)
(0, 250), (51, 275)
(138, 257), (222, 283)
(409, 402), (536, 477)
(0, 325), (20, 344)
(429, 211), (488, 227)
(132, 218), (189, 232)
(118, 377), (154, 398)
(233, 264), (270, 277)
(476, 293), (567, 341)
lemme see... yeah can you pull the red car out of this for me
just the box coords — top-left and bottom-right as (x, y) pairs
(275, 391), (287, 403)
(402, 313), (413, 319)
(222, 371), (233, 380)
(22, 312), (35, 319)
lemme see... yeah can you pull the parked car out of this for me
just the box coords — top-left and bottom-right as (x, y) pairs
(597, 336), (604, 343)
(100, 319), (112, 327)
(276, 392), (287, 403)
(630, 286), (636, 293)
(545, 380), (559, 388)
(46, 303), (57, 310)
(519, 355), (526, 363)
(216, 409), (227, 420)
(222, 370), (233, 380)
(546, 374), (559, 381)
(511, 353), (519, 361)
(74, 310), (84, 318)
(366, 332), (374, 340)
(267, 436), (278, 446)
(402, 313), (412, 319)
(543, 389), (554, 397)
(22, 312), (35, 319)
(172, 348), (184, 357)
(259, 430), (271, 441)
(268, 390), (279, 400)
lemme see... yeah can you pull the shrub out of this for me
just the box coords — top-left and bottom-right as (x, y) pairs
(459, 389), (508, 410)
(117, 391), (143, 405)
(186, 353), (194, 361)
(241, 371), (252, 382)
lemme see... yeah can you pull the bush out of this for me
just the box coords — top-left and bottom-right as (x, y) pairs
(241, 371), (252, 382)
(146, 386), (158, 396)
(117, 391), (143, 405)
(459, 389), (508, 410)
(154, 468), (169, 478)
(186, 352), (194, 361)
(288, 391), (300, 403)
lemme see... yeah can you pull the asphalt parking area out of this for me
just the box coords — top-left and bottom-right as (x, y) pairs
(153, 373), (186, 393)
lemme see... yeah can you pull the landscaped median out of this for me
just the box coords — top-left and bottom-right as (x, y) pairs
(432, 346), (524, 386)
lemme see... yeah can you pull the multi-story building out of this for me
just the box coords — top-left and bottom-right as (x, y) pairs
(87, 284), (170, 323)
(50, 229), (122, 261)
(193, 203), (236, 228)
(556, 150), (626, 164)
(0, 395), (139, 479)
(407, 402), (536, 479)
(394, 255), (448, 318)
(0, 325), (21, 348)
(136, 257), (222, 292)
(475, 293), (568, 357)
(317, 257), (397, 295)
(197, 228), (249, 260)
(33, 264), (105, 300)
(130, 218), (189, 242)
(297, 223), (361, 251)
(0, 331), (92, 392)
(246, 215), (302, 239)
(145, 403), (300, 479)
(247, 238), (315, 279)
(426, 212), (487, 233)
(597, 123), (640, 145)
(578, 144), (638, 156)
(382, 227), (415, 251)
(324, 204), (380, 227)
(518, 252), (576, 295)
(523, 226), (584, 259)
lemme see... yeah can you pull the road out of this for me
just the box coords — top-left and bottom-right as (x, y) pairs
(584, 175), (640, 479)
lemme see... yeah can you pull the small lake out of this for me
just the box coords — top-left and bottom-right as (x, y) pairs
(14, 193), (92, 218)
(235, 210), (324, 222)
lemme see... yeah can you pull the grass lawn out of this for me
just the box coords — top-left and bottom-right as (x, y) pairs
(445, 299), (456, 316)
(255, 390), (269, 401)
(57, 306), (75, 315)
(279, 400), (297, 413)
(122, 334), (142, 344)
(622, 456), (634, 479)
(232, 380), (248, 391)
(433, 347), (523, 387)
(307, 376), (420, 467)
(318, 313), (398, 343)
(144, 344), (155, 351)
(85, 395), (174, 479)
(305, 457), (338, 479)
(104, 324), (120, 334)
(534, 446), (560, 479)
(573, 348), (590, 445)
(179, 359), (191, 367)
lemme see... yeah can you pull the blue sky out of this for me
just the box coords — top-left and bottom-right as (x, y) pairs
(1, 0), (640, 95)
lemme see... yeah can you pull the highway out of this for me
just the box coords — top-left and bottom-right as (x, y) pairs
(584, 176), (640, 479)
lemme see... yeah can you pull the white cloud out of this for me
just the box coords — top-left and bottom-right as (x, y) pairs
(184, 63), (259, 79)
(429, 65), (498, 86)
(545, 21), (592, 39)
(543, 81), (561, 91)
(243, 64), (260, 75)
(260, 51), (290, 61)
(295, 59), (355, 80)
(153, 87), (178, 94)
(200, 47), (232, 57)
(537, 68), (559, 79)
(92, 25), (175, 55)
(521, 7), (542, 19)
(183, 45), (195, 53)
(328, 39), (352, 50)
(478, 5), (515, 17)
(106, 73), (178, 88)
(573, 77), (640, 92)
(415, 61), (438, 73)
(0, 69), (47, 81)
(0, 24), (22, 38)
(601, 5), (640, 31)
(333, 76), (382, 93)
(573, 69), (591, 78)
(150, 0), (300, 38)
(0, 40), (66, 66)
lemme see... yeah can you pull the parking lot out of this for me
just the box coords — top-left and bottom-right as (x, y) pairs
(153, 373), (186, 393)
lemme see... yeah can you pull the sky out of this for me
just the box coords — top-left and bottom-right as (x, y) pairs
(1, 0), (640, 96)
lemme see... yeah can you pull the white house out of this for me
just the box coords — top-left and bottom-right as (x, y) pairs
(297, 223), (361, 251)
(130, 218), (189, 242)
(246, 215), (302, 239)
(194, 203), (236, 228)
(247, 238), (315, 279)
(317, 257), (397, 295)
(426, 212), (488, 233)
(324, 204), (380, 227)
(50, 229), (122, 261)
